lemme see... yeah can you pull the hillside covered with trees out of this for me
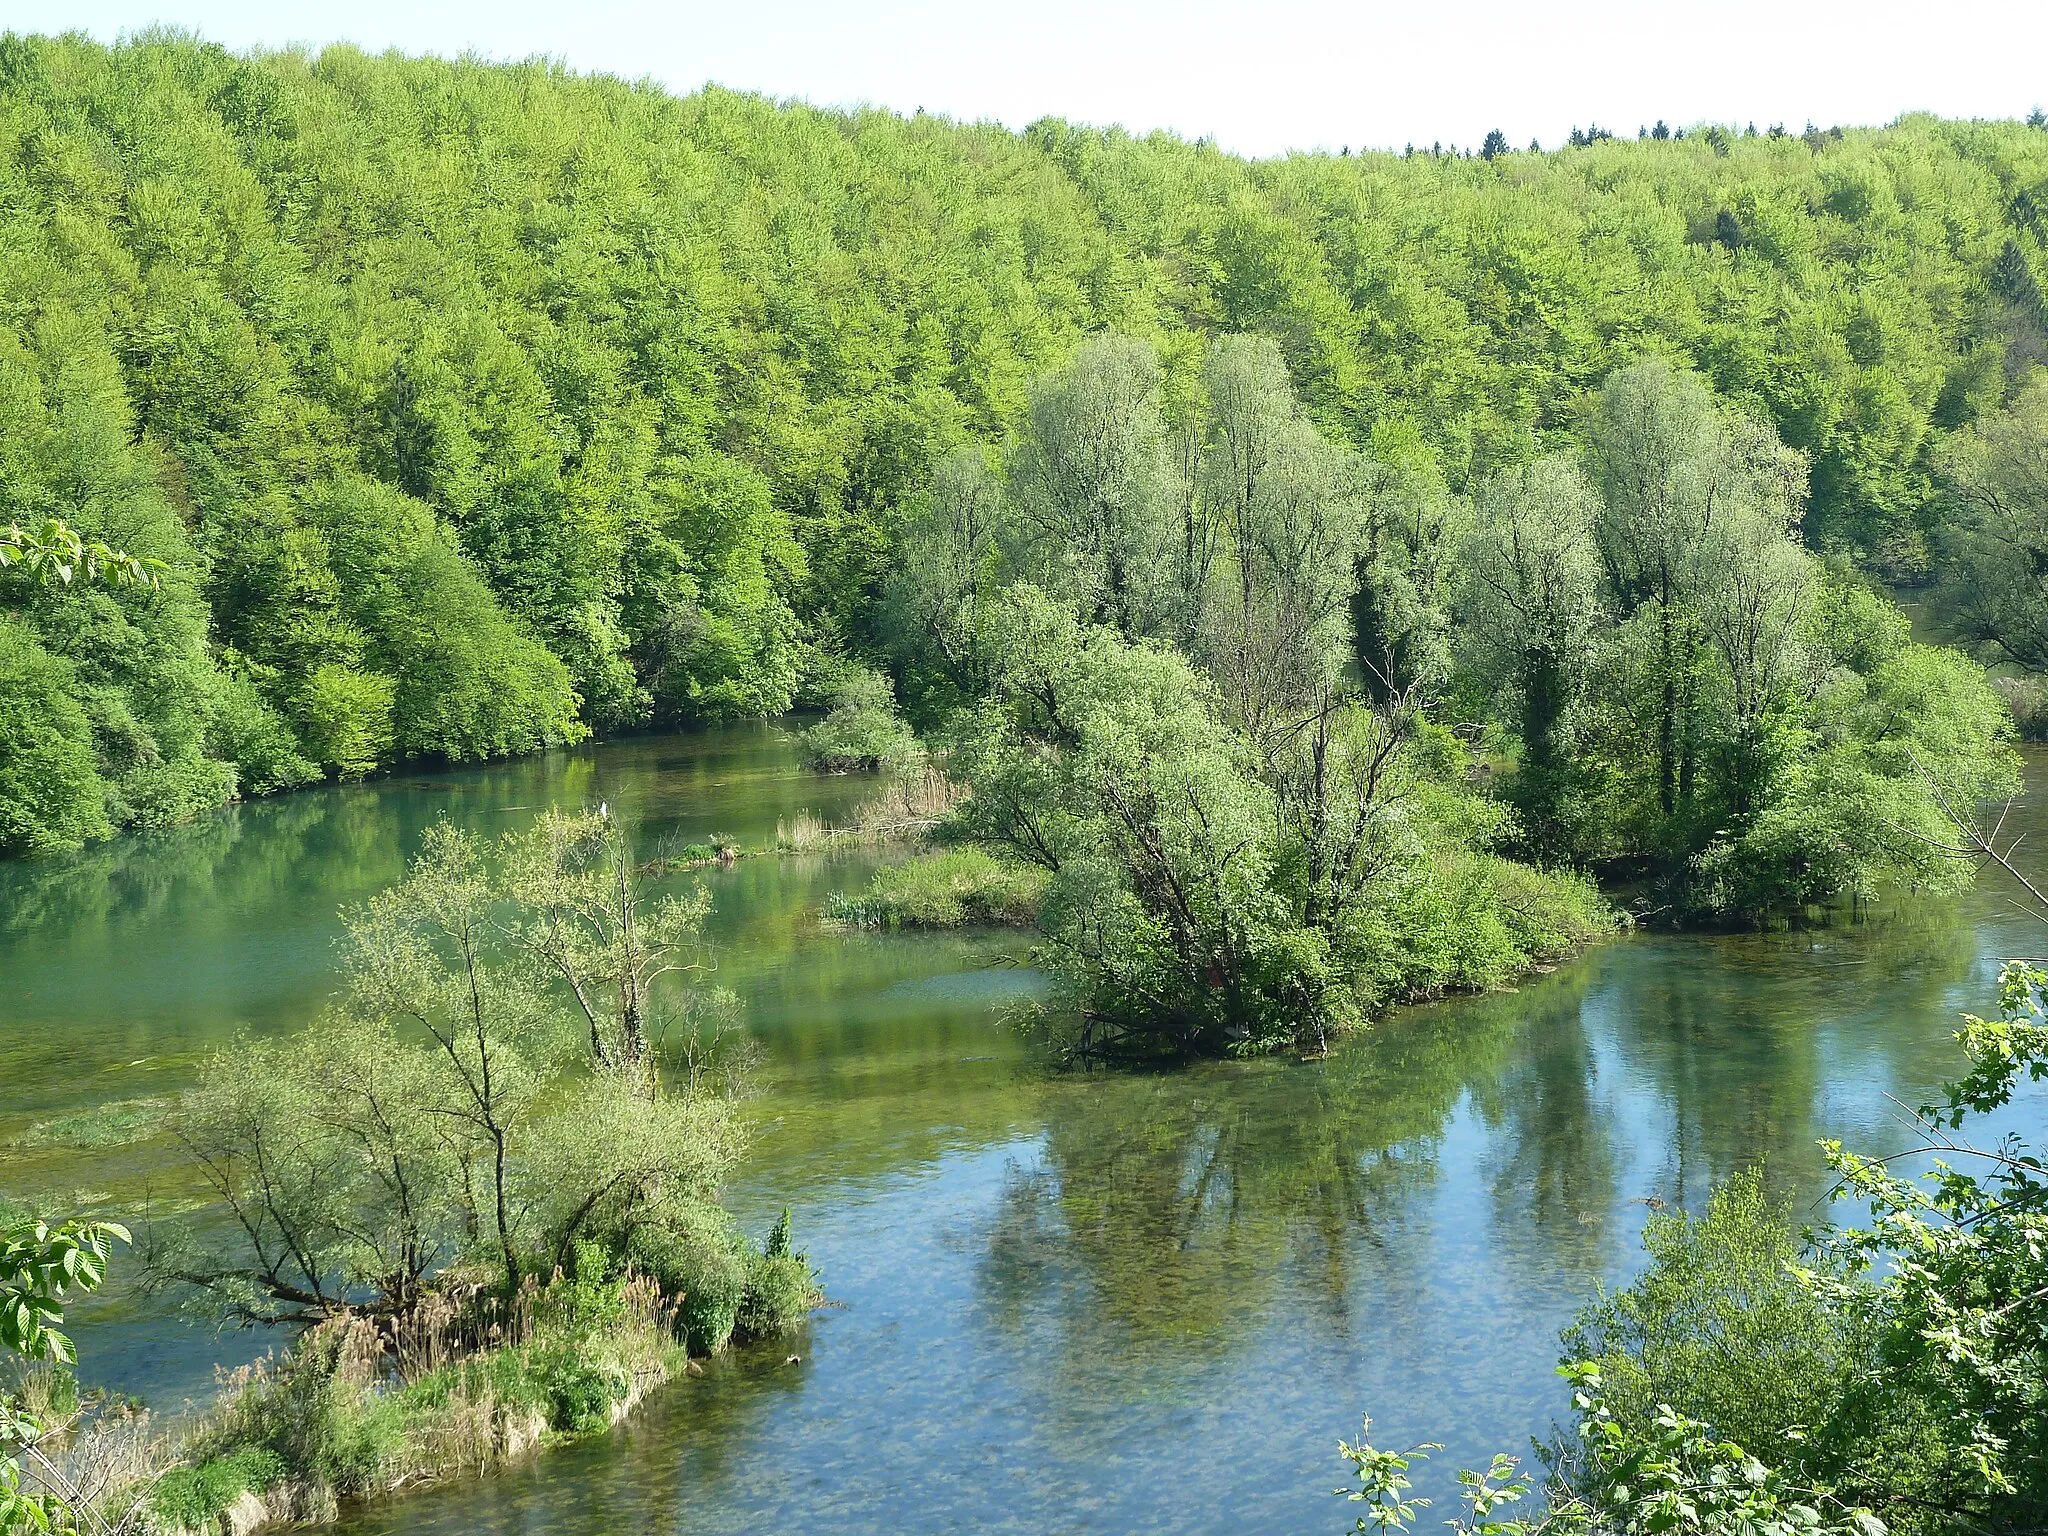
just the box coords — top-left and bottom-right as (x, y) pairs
(4, 29), (2048, 854)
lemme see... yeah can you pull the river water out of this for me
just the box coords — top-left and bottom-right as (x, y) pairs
(2, 725), (2042, 1534)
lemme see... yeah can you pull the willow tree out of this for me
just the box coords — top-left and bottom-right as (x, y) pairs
(1461, 456), (1605, 857)
(1197, 334), (1363, 760)
(1937, 378), (2048, 670)
(1587, 358), (1806, 821)
(1007, 336), (1178, 639)
(506, 805), (716, 1087)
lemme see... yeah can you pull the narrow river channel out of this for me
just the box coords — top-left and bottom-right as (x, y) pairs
(4, 724), (2043, 1534)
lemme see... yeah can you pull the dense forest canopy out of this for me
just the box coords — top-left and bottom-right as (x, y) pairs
(3, 28), (2048, 851)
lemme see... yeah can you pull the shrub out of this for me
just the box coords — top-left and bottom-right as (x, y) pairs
(186, 1322), (402, 1499)
(800, 667), (920, 773)
(736, 1209), (824, 1340)
(629, 1215), (752, 1355)
(1559, 1167), (1864, 1462)
(205, 660), (319, 795)
(525, 1346), (629, 1433)
(629, 1208), (820, 1354)
(148, 1447), (288, 1530)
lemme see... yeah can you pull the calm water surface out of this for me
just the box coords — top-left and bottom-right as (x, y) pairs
(2, 725), (2043, 1535)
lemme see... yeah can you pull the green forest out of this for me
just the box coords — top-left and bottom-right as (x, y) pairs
(3, 27), (2047, 875)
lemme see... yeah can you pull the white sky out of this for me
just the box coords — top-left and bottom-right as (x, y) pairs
(13, 0), (2048, 158)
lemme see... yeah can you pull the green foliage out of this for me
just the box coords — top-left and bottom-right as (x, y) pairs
(0, 616), (106, 854)
(824, 847), (1047, 929)
(948, 585), (1611, 1057)
(163, 814), (749, 1323)
(0, 1218), (129, 1366)
(308, 476), (587, 764)
(799, 667), (920, 773)
(0, 1215), (128, 1534)
(523, 1346), (629, 1434)
(628, 1207), (820, 1355)
(3, 36), (2046, 853)
(0, 517), (162, 590)
(1561, 1169), (1863, 1466)
(1338, 1374), (1882, 1536)
(147, 1448), (286, 1530)
(0, 314), (241, 850)
(204, 658), (318, 796)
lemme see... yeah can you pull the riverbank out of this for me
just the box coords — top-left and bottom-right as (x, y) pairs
(33, 1262), (801, 1536)
(9, 729), (2041, 1536)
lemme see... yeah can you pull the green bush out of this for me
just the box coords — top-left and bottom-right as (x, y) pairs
(737, 1252), (822, 1340)
(825, 847), (1046, 928)
(149, 1447), (287, 1529)
(112, 753), (238, 833)
(525, 1345), (630, 1433)
(629, 1216), (752, 1355)
(205, 660), (319, 796)
(736, 1207), (823, 1339)
(629, 1208), (820, 1353)
(800, 668), (920, 774)
(1560, 1168), (1864, 1461)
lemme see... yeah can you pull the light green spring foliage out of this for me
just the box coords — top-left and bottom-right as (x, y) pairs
(165, 815), (754, 1327)
(1393, 961), (2048, 1535)
(1456, 360), (2022, 918)
(3, 30), (2048, 850)
(824, 846), (1047, 929)
(1337, 1367), (1884, 1536)
(799, 665), (921, 773)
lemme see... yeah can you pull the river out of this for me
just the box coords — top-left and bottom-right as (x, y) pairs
(2, 723), (2042, 1534)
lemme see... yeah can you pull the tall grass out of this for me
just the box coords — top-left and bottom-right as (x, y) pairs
(826, 848), (1046, 929)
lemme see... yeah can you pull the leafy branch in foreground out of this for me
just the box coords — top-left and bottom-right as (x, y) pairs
(0, 519), (162, 593)
(1338, 1366), (1882, 1536)
(1331, 774), (2048, 1533)
(2, 1217), (137, 1535)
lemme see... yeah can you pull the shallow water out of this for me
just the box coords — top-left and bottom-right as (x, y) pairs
(3, 725), (2043, 1534)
